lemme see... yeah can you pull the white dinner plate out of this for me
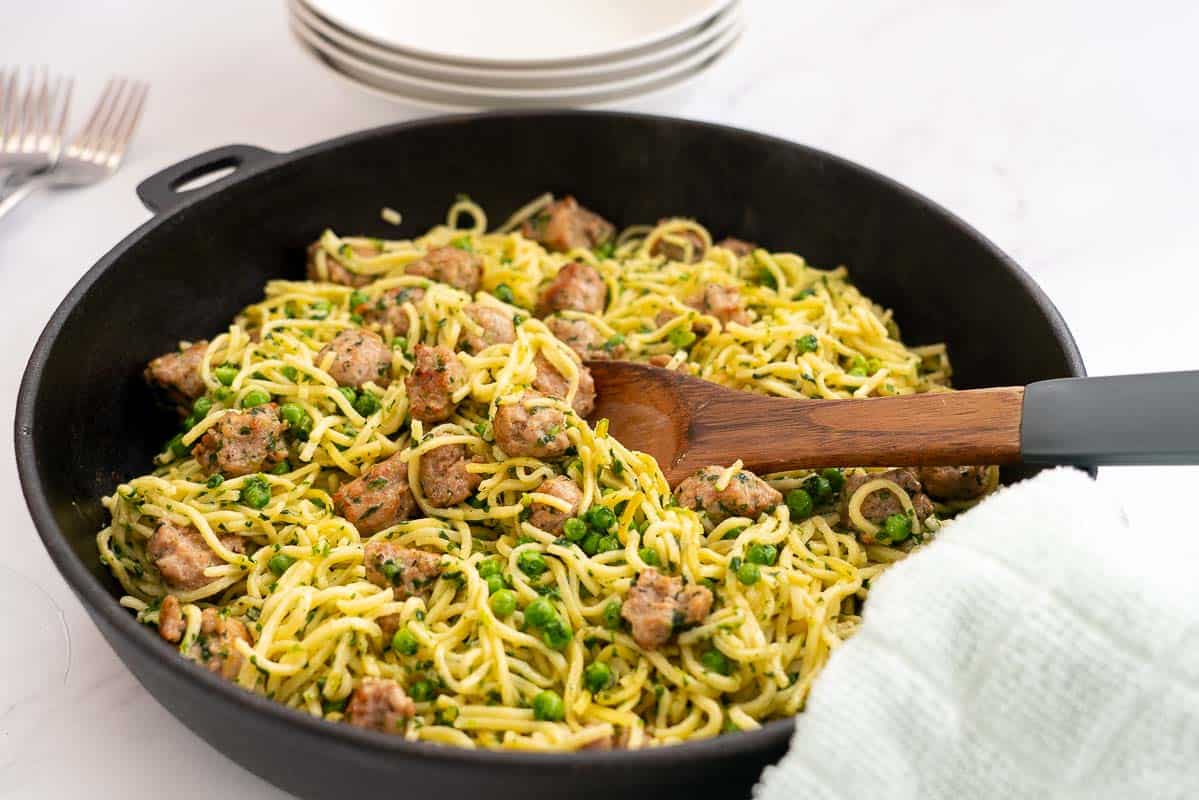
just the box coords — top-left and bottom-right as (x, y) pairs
(290, 13), (742, 108)
(291, 21), (742, 112)
(301, 0), (735, 67)
(289, 0), (742, 89)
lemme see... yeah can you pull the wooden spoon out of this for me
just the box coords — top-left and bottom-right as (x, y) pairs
(585, 361), (1199, 485)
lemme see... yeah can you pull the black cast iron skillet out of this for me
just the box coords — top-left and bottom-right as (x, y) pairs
(15, 112), (1085, 800)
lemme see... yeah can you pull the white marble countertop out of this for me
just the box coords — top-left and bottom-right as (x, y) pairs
(3, 1), (1197, 797)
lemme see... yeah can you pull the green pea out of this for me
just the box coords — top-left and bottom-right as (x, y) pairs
(241, 389), (270, 408)
(348, 290), (369, 309)
(409, 679), (435, 702)
(584, 661), (612, 693)
(213, 386), (234, 403)
(532, 690), (564, 722)
(524, 597), (556, 628)
(785, 489), (813, 519)
(668, 326), (696, 348)
(167, 434), (190, 458)
(580, 532), (602, 556)
(517, 550), (547, 578)
(796, 333), (819, 353)
(700, 648), (731, 675)
(485, 575), (505, 595)
(882, 513), (912, 543)
(602, 599), (622, 629)
(596, 536), (620, 554)
(489, 589), (517, 617)
(848, 366), (867, 377)
(802, 475), (833, 505)
(214, 364), (239, 386)
(821, 468), (845, 494)
(602, 334), (625, 352)
(353, 392), (380, 417)
(638, 547), (660, 566)
(434, 705), (459, 726)
(206, 474), (224, 489)
(380, 561), (401, 583)
(541, 618), (573, 650)
(736, 562), (761, 586)
(583, 506), (616, 532)
(281, 366), (299, 382)
(181, 414), (198, 430)
(279, 402), (306, 427)
(451, 235), (473, 252)
(563, 518), (587, 542)
(270, 460), (291, 475)
(391, 627), (419, 655)
(494, 284), (516, 304)
(308, 299), (331, 320)
(268, 553), (295, 577)
(477, 558), (502, 579)
(338, 387), (357, 404)
(240, 476), (271, 509)
(746, 543), (778, 566)
(192, 396), (213, 417)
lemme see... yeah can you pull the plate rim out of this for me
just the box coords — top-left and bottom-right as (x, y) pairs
(289, 0), (741, 86)
(291, 13), (743, 104)
(298, 0), (736, 68)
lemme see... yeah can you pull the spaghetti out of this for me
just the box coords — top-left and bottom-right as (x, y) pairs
(99, 196), (992, 751)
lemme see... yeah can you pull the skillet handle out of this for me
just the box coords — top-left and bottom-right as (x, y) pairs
(136, 144), (279, 215)
(1021, 371), (1199, 466)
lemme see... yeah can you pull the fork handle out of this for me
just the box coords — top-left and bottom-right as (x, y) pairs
(0, 173), (50, 223)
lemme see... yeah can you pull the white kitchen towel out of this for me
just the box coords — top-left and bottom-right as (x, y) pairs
(755, 467), (1199, 800)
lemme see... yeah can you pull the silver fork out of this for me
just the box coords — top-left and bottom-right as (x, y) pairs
(0, 67), (73, 188)
(0, 76), (148, 222)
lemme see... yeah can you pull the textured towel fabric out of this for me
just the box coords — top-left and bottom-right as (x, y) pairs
(755, 468), (1199, 800)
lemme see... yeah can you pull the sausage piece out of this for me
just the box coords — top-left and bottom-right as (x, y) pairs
(650, 225), (706, 263)
(405, 344), (466, 423)
(355, 286), (425, 336)
(841, 468), (935, 525)
(714, 238), (756, 257)
(419, 443), (483, 507)
(461, 303), (516, 354)
(193, 404), (289, 478)
(688, 284), (750, 328)
(157, 594), (186, 643)
(493, 392), (571, 458)
(317, 329), (393, 388)
(147, 521), (245, 592)
(362, 542), (443, 599)
(520, 196), (614, 253)
(306, 240), (378, 287)
(527, 475), (583, 534)
(405, 246), (481, 294)
(545, 316), (623, 361)
(917, 466), (991, 501)
(347, 678), (415, 732)
(537, 262), (606, 316)
(620, 568), (713, 650)
(333, 452), (416, 535)
(145, 340), (209, 409)
(531, 353), (596, 418)
(190, 607), (251, 680)
(673, 465), (782, 524)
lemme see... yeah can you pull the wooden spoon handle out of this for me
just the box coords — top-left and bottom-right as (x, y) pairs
(676, 386), (1025, 474)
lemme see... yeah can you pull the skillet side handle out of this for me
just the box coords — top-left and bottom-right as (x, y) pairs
(136, 144), (280, 215)
(1021, 371), (1199, 466)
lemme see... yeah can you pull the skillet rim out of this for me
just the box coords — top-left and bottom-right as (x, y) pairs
(13, 109), (1086, 769)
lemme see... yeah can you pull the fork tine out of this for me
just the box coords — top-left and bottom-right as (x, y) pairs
(73, 77), (119, 155)
(91, 78), (130, 158)
(54, 76), (73, 149)
(104, 81), (148, 167)
(0, 67), (12, 146)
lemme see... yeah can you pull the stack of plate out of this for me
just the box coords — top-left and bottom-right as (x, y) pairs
(287, 0), (743, 111)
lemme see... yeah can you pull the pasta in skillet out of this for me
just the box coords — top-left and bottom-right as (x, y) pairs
(100, 195), (995, 750)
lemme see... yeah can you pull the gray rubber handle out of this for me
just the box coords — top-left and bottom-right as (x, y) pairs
(1021, 371), (1199, 466)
